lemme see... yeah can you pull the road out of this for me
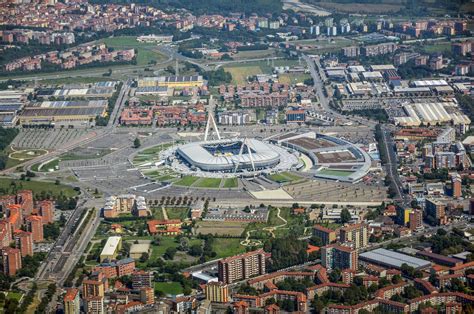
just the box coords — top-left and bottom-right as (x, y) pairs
(303, 54), (378, 128)
(1, 81), (130, 175)
(33, 82), (131, 282)
(379, 124), (410, 206)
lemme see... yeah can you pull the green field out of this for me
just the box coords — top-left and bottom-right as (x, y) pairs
(31, 158), (59, 172)
(212, 238), (246, 259)
(244, 207), (307, 239)
(224, 59), (302, 84)
(154, 282), (183, 295)
(0, 178), (79, 198)
(224, 65), (263, 84)
(150, 237), (202, 260)
(223, 178), (238, 188)
(100, 36), (167, 66)
(166, 207), (190, 220)
(5, 148), (48, 169)
(40, 76), (113, 85)
(194, 178), (222, 188)
(278, 73), (311, 85)
(133, 143), (174, 166)
(317, 169), (354, 177)
(0, 291), (23, 313)
(174, 176), (200, 187)
(267, 172), (302, 183)
(421, 42), (451, 54)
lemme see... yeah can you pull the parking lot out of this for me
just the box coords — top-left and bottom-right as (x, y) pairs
(13, 128), (91, 149)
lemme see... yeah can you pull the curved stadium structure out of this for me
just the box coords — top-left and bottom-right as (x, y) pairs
(176, 138), (281, 172)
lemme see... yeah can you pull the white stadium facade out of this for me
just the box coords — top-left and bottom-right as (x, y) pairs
(163, 113), (300, 178)
(176, 138), (281, 172)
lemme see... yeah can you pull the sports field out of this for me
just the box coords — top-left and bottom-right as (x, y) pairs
(154, 282), (183, 295)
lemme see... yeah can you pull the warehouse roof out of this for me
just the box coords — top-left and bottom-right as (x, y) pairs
(359, 248), (431, 270)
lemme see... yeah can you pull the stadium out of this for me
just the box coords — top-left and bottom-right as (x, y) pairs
(176, 138), (281, 172)
(163, 114), (300, 178)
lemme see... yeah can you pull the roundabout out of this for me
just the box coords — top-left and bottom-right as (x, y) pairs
(8, 147), (48, 162)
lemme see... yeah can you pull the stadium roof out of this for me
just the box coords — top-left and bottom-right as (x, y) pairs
(359, 248), (431, 270)
(177, 138), (280, 171)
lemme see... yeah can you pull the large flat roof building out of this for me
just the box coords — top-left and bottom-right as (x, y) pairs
(100, 236), (122, 262)
(137, 75), (204, 88)
(359, 248), (431, 270)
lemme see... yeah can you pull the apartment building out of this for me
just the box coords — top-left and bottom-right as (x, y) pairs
(218, 249), (266, 284)
(340, 223), (368, 249)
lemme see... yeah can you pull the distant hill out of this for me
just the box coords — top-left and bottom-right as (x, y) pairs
(90, 0), (282, 15)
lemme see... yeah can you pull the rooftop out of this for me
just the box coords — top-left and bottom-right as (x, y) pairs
(359, 248), (431, 270)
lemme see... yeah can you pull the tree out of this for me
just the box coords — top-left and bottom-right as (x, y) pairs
(133, 137), (141, 148)
(189, 244), (203, 257)
(139, 252), (149, 263)
(329, 268), (341, 283)
(164, 247), (177, 260)
(309, 235), (323, 247)
(340, 208), (351, 224)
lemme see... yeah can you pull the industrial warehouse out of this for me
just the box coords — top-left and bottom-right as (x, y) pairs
(137, 75), (204, 88)
(19, 100), (108, 125)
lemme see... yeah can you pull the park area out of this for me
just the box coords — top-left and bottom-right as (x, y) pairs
(0, 178), (79, 199)
(99, 36), (168, 66)
(223, 59), (301, 84)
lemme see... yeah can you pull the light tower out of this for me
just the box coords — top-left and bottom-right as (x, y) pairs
(233, 138), (256, 173)
(203, 112), (221, 142)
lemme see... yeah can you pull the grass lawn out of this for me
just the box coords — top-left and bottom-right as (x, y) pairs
(154, 282), (183, 295)
(231, 48), (276, 60)
(32, 158), (59, 172)
(6, 148), (48, 169)
(61, 148), (113, 161)
(212, 238), (246, 259)
(99, 36), (167, 66)
(196, 220), (248, 237)
(40, 76), (113, 85)
(245, 207), (306, 239)
(174, 176), (200, 187)
(0, 178), (79, 198)
(150, 237), (202, 260)
(194, 178), (222, 188)
(151, 207), (165, 220)
(317, 169), (354, 177)
(166, 207), (190, 220)
(421, 42), (451, 54)
(223, 178), (238, 188)
(133, 143), (174, 165)
(224, 65), (263, 84)
(278, 73), (311, 85)
(267, 172), (302, 183)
